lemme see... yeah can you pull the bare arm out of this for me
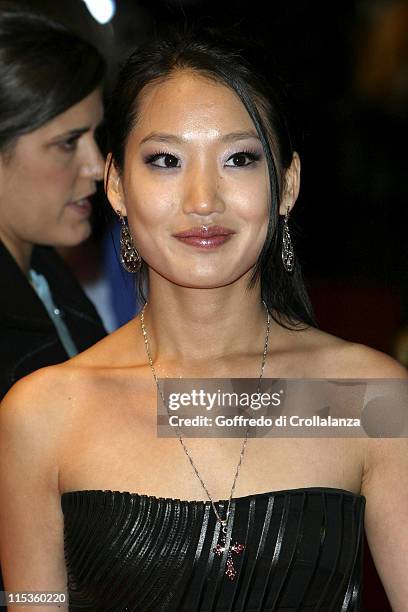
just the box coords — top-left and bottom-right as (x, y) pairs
(0, 370), (68, 611)
(362, 436), (408, 611)
(357, 347), (408, 611)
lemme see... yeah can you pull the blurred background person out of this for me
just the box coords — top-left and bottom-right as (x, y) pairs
(0, 1), (108, 393)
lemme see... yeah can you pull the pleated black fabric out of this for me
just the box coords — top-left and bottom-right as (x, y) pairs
(61, 487), (365, 611)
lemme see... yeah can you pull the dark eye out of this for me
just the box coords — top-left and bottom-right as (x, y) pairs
(225, 151), (261, 167)
(58, 136), (80, 152)
(146, 153), (181, 168)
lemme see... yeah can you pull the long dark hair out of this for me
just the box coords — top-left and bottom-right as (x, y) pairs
(0, 3), (106, 152)
(106, 27), (316, 330)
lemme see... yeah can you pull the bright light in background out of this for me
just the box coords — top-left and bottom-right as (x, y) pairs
(83, 0), (116, 24)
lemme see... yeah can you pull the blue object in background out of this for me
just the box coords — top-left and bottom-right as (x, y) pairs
(103, 223), (144, 328)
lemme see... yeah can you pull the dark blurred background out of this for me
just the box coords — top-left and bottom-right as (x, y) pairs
(15, 0), (408, 608)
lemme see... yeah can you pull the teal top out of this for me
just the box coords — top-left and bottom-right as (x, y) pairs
(29, 268), (78, 358)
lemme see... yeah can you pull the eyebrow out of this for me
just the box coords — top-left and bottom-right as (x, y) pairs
(139, 130), (260, 145)
(50, 128), (88, 142)
(53, 119), (105, 141)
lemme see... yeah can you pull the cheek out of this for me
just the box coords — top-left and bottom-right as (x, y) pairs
(125, 173), (174, 228)
(41, 164), (76, 194)
(226, 173), (270, 224)
(15, 156), (74, 197)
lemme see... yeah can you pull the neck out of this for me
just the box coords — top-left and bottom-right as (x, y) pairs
(140, 270), (273, 370)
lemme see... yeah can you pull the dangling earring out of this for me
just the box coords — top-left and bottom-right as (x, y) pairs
(282, 205), (295, 273)
(117, 210), (142, 273)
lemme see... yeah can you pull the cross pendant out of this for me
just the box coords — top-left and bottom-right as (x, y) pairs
(213, 527), (245, 580)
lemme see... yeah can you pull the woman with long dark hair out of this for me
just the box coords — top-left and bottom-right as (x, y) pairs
(1, 27), (407, 611)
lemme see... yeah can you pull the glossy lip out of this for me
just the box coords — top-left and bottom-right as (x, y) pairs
(173, 225), (235, 238)
(174, 234), (234, 250)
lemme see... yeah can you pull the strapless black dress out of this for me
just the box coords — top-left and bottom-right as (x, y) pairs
(61, 487), (365, 611)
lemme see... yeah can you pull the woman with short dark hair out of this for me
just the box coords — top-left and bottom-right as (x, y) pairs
(0, 4), (107, 400)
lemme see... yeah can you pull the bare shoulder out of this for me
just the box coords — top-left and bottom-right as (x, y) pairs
(285, 323), (407, 378)
(0, 364), (74, 447)
(327, 337), (408, 378)
(0, 366), (69, 507)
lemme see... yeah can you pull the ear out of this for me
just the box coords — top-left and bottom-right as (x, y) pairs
(105, 153), (127, 216)
(279, 152), (301, 216)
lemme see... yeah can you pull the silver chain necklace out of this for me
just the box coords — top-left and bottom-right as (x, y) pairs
(141, 301), (271, 580)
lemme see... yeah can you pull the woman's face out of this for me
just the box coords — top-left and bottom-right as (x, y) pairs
(109, 71), (273, 289)
(0, 88), (104, 249)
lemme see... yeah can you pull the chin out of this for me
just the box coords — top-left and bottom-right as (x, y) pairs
(69, 222), (93, 245)
(53, 223), (92, 248)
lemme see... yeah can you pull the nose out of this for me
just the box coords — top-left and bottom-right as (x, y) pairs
(182, 161), (225, 217)
(80, 137), (105, 182)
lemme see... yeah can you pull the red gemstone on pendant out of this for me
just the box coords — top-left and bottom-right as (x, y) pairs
(213, 534), (245, 581)
(213, 542), (226, 555)
(231, 542), (245, 554)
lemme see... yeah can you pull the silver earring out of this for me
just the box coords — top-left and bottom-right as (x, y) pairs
(117, 210), (142, 273)
(282, 206), (295, 273)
